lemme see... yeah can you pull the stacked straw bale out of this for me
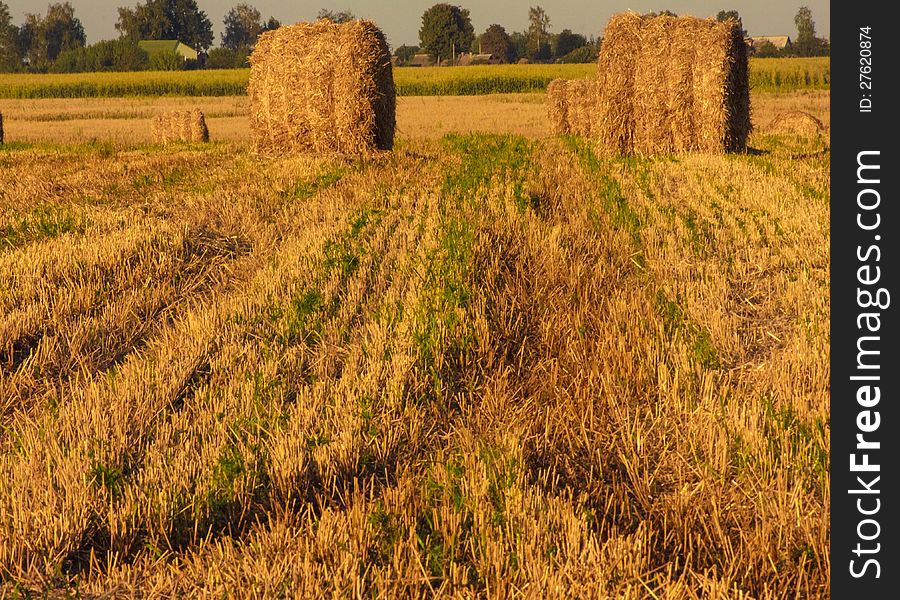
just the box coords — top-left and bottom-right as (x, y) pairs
(248, 19), (395, 155)
(593, 13), (750, 156)
(769, 111), (824, 136)
(151, 109), (209, 143)
(546, 78), (598, 136)
(546, 79), (569, 135)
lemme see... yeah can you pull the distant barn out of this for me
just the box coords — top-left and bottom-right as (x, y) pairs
(138, 40), (199, 63)
(746, 36), (793, 55)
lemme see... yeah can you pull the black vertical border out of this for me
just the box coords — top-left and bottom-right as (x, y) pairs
(831, 1), (898, 596)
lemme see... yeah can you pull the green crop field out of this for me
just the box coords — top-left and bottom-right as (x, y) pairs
(0, 58), (829, 99)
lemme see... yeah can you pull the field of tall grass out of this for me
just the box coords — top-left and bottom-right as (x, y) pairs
(0, 89), (830, 595)
(0, 58), (829, 99)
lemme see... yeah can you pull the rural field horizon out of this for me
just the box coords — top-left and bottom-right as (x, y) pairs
(0, 50), (830, 599)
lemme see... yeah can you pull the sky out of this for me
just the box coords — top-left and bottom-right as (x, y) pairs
(3, 0), (830, 49)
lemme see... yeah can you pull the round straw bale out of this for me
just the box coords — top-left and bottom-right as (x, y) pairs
(768, 111), (825, 136)
(248, 19), (395, 155)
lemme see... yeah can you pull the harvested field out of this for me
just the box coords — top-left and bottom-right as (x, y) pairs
(0, 88), (830, 596)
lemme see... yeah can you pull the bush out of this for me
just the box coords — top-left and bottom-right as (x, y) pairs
(149, 51), (185, 71)
(50, 39), (149, 73)
(205, 47), (250, 69)
(558, 45), (597, 64)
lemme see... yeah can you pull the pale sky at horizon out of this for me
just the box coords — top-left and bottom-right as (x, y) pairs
(3, 0), (830, 49)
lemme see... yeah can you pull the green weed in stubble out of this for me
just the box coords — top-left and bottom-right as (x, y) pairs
(1, 204), (91, 249)
(562, 135), (643, 246)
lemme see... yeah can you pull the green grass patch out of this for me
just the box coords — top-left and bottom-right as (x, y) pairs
(654, 290), (721, 369)
(0, 204), (91, 249)
(562, 136), (643, 246)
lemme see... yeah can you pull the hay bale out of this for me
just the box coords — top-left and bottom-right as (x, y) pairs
(769, 111), (824, 136)
(567, 79), (598, 137)
(248, 19), (395, 155)
(594, 13), (750, 156)
(151, 109), (210, 143)
(190, 108), (209, 142)
(547, 79), (570, 135)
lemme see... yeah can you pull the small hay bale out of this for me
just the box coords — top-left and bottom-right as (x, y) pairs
(248, 19), (395, 155)
(151, 109), (210, 143)
(769, 111), (825, 136)
(594, 12), (751, 156)
(547, 79), (570, 135)
(190, 108), (209, 142)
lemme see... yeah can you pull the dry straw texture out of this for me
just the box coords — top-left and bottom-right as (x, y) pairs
(594, 13), (751, 156)
(546, 78), (597, 136)
(546, 79), (569, 135)
(769, 110), (825, 136)
(248, 19), (395, 155)
(151, 109), (209, 143)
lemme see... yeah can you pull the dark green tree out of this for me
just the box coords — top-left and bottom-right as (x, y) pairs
(647, 10), (677, 17)
(551, 28), (586, 59)
(419, 4), (474, 63)
(509, 30), (527, 62)
(116, 0), (214, 50)
(316, 8), (355, 23)
(19, 3), (85, 69)
(222, 3), (262, 50)
(715, 10), (746, 37)
(526, 6), (550, 60)
(0, 1), (20, 71)
(393, 44), (419, 64)
(480, 24), (514, 63)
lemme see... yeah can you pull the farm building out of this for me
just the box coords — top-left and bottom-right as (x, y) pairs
(137, 40), (199, 63)
(407, 53), (435, 67)
(457, 53), (502, 66)
(746, 36), (792, 54)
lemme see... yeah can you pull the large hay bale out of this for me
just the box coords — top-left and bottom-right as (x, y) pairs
(547, 79), (570, 135)
(248, 19), (395, 155)
(594, 13), (750, 156)
(151, 110), (209, 143)
(768, 111), (824, 136)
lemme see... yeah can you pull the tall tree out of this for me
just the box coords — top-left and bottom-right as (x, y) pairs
(221, 3), (262, 50)
(316, 8), (355, 23)
(419, 4), (473, 63)
(793, 6), (822, 56)
(526, 6), (550, 60)
(479, 24), (514, 63)
(0, 1), (20, 71)
(19, 2), (85, 69)
(116, 0), (214, 50)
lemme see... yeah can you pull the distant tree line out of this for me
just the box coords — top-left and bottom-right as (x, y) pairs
(0, 1), (829, 73)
